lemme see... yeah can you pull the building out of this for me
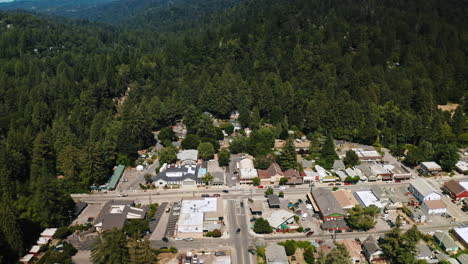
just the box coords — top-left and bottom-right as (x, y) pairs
(352, 148), (383, 161)
(207, 160), (225, 185)
(321, 219), (348, 232)
(457, 254), (468, 264)
(333, 160), (346, 172)
(333, 189), (359, 210)
(177, 198), (222, 238)
(362, 235), (385, 263)
(315, 165), (333, 182)
(265, 244), (288, 264)
(454, 226), (468, 248)
(267, 194), (281, 208)
(274, 139), (311, 152)
(341, 240), (364, 264)
(356, 164), (381, 181)
(238, 158), (258, 184)
(20, 254), (34, 264)
(409, 207), (427, 223)
(434, 231), (459, 253)
(371, 164), (392, 181)
(94, 200), (148, 232)
(302, 168), (319, 183)
(258, 163), (284, 186)
(283, 169), (303, 185)
(409, 178), (441, 202)
(384, 163), (412, 180)
(265, 210), (296, 230)
(106, 164), (125, 190)
(311, 188), (345, 221)
(29, 245), (41, 256)
(250, 201), (263, 215)
(443, 180), (468, 200)
(420, 162), (442, 175)
(456, 161), (468, 174)
(416, 244), (433, 261)
(153, 165), (198, 186)
(40, 228), (57, 239)
(177, 149), (198, 165)
(422, 199), (447, 214)
(355, 191), (384, 209)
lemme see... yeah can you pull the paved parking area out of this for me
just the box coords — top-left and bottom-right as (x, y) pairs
(71, 250), (91, 264)
(149, 202), (168, 233)
(72, 203), (103, 225)
(150, 202), (173, 241)
(165, 201), (181, 237)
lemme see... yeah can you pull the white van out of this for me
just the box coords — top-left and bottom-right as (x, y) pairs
(301, 213), (308, 220)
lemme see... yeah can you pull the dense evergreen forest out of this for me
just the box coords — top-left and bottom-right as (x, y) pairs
(0, 0), (467, 262)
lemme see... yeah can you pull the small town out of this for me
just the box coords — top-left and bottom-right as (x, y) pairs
(17, 110), (468, 264)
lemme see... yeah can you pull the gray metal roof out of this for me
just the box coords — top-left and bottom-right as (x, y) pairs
(362, 235), (381, 256)
(311, 188), (344, 217)
(416, 244), (432, 258)
(458, 254), (468, 264)
(265, 244), (288, 264)
(434, 231), (458, 249)
(268, 194), (280, 206)
(153, 165), (198, 182)
(411, 178), (439, 197)
(333, 160), (345, 171)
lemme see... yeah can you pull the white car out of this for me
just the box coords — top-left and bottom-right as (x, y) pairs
(184, 237), (194, 241)
(175, 237), (184, 241)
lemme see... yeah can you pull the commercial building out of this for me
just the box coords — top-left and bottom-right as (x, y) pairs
(456, 161), (468, 174)
(283, 169), (303, 185)
(177, 198), (223, 238)
(409, 178), (441, 202)
(333, 189), (359, 210)
(370, 164), (392, 181)
(238, 158), (258, 184)
(311, 188), (345, 221)
(321, 219), (348, 232)
(40, 228), (57, 239)
(101, 164), (125, 190)
(94, 200), (148, 232)
(420, 162), (442, 175)
(384, 163), (412, 180)
(265, 244), (288, 264)
(250, 201), (263, 215)
(341, 240), (364, 264)
(267, 194), (281, 208)
(355, 191), (384, 209)
(422, 199), (447, 214)
(257, 162), (284, 186)
(454, 226), (468, 248)
(265, 209), (295, 230)
(443, 180), (468, 200)
(352, 148), (383, 161)
(153, 164), (198, 186)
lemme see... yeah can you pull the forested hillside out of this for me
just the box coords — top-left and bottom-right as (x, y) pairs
(0, 0), (467, 262)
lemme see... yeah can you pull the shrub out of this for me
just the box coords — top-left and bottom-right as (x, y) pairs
(54, 226), (72, 239)
(254, 218), (273, 234)
(296, 227), (304, 233)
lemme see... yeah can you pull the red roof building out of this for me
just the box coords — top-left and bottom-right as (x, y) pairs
(443, 180), (468, 200)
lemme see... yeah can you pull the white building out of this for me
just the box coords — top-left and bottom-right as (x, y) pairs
(422, 200), (447, 214)
(238, 158), (258, 184)
(420, 162), (442, 175)
(354, 191), (384, 209)
(409, 178), (441, 202)
(177, 149), (198, 165)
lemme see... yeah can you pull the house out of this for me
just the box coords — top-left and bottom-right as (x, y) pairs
(177, 149), (198, 165)
(268, 194), (281, 208)
(362, 235), (385, 263)
(283, 169), (303, 185)
(341, 240), (364, 264)
(443, 180), (468, 200)
(40, 228), (57, 239)
(207, 160), (225, 185)
(258, 163), (284, 186)
(454, 226), (468, 248)
(311, 188), (345, 221)
(333, 160), (346, 172)
(355, 191), (384, 209)
(434, 231), (459, 253)
(416, 244), (433, 261)
(265, 244), (289, 264)
(238, 158), (258, 184)
(333, 189), (359, 210)
(456, 161), (468, 174)
(29, 245), (41, 256)
(20, 254), (34, 264)
(94, 200), (148, 232)
(153, 165), (198, 186)
(384, 163), (412, 180)
(420, 162), (442, 175)
(409, 178), (441, 202)
(250, 201), (263, 215)
(409, 207), (427, 223)
(36, 237), (50, 245)
(422, 199), (447, 214)
(457, 254), (468, 264)
(321, 219), (348, 232)
(265, 210), (296, 230)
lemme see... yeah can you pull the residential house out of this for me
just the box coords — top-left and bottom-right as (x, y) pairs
(434, 231), (459, 253)
(420, 162), (442, 175)
(457, 254), (468, 264)
(177, 149), (198, 165)
(153, 165), (198, 186)
(283, 169), (303, 185)
(409, 207), (427, 223)
(362, 235), (385, 263)
(443, 180), (468, 200)
(416, 244), (433, 262)
(409, 178), (441, 202)
(40, 228), (57, 239)
(456, 161), (468, 174)
(311, 188), (345, 221)
(258, 163), (284, 186)
(29, 245), (40, 256)
(422, 199), (447, 214)
(265, 244), (289, 264)
(94, 200), (148, 232)
(341, 240), (364, 264)
(333, 189), (359, 210)
(20, 254), (34, 264)
(238, 158), (258, 184)
(454, 226), (468, 248)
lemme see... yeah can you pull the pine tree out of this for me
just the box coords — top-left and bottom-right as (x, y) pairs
(91, 229), (129, 264)
(278, 139), (298, 171)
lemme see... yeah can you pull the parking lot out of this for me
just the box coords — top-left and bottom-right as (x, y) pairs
(165, 201), (181, 237)
(72, 203), (103, 225)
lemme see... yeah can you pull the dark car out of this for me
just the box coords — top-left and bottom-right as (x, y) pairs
(303, 228), (311, 233)
(236, 228), (241, 233)
(222, 190), (229, 193)
(328, 183), (335, 186)
(335, 183), (342, 186)
(212, 194), (221, 197)
(201, 194), (210, 197)
(306, 231), (314, 236)
(160, 247), (168, 249)
(215, 251), (226, 256)
(336, 230), (343, 233)
(346, 229), (353, 232)
(298, 199), (303, 204)
(162, 237), (169, 242)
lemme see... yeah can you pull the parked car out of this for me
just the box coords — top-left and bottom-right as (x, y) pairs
(303, 228), (311, 233)
(162, 237), (169, 242)
(346, 229), (353, 232)
(87, 217), (95, 222)
(328, 183), (335, 186)
(298, 199), (303, 204)
(215, 251), (226, 256)
(344, 182), (351, 185)
(222, 190), (229, 193)
(237, 228), (241, 233)
(291, 256), (296, 261)
(306, 231), (314, 236)
(118, 193), (128, 197)
(212, 194), (221, 197)
(165, 207), (171, 213)
(335, 183), (342, 186)
(258, 186), (264, 189)
(184, 238), (194, 241)
(201, 194), (210, 197)
(336, 230), (343, 233)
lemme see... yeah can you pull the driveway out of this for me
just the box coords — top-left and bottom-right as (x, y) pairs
(227, 154), (243, 187)
(149, 202), (172, 241)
